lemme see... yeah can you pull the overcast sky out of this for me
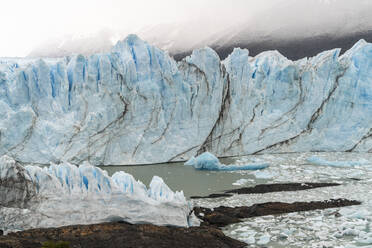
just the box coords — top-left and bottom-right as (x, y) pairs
(0, 0), (275, 57)
(1, 0), (371, 57)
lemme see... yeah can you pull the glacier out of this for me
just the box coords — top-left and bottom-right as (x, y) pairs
(1, 35), (372, 165)
(0, 155), (190, 233)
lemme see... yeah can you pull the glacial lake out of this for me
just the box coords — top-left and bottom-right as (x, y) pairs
(101, 157), (262, 198)
(101, 152), (372, 198)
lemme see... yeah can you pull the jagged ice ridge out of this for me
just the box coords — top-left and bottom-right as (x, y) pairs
(1, 35), (372, 165)
(0, 155), (190, 233)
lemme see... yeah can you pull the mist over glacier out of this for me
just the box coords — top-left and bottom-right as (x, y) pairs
(24, 0), (372, 60)
(1, 35), (372, 165)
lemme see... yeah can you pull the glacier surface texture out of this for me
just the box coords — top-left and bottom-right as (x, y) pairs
(1, 35), (372, 165)
(0, 155), (190, 233)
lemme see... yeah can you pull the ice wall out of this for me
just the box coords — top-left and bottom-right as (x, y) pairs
(0, 155), (189, 232)
(1, 35), (372, 165)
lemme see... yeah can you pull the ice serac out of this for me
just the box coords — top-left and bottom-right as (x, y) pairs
(1, 36), (372, 165)
(0, 155), (190, 233)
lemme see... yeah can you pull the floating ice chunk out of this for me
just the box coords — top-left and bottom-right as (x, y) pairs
(281, 228), (294, 236)
(340, 208), (369, 220)
(184, 152), (220, 170)
(232, 178), (250, 186)
(184, 156), (197, 166)
(357, 236), (372, 245)
(254, 170), (276, 179)
(342, 228), (359, 236)
(185, 152), (269, 171)
(244, 236), (256, 244)
(257, 234), (271, 245)
(0, 156), (190, 233)
(306, 156), (370, 167)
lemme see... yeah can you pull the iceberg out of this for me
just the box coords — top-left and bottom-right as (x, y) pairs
(232, 178), (250, 186)
(254, 170), (277, 179)
(306, 156), (370, 167)
(1, 35), (372, 165)
(0, 155), (190, 233)
(184, 152), (269, 171)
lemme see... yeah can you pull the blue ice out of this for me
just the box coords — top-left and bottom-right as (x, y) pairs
(185, 152), (269, 171)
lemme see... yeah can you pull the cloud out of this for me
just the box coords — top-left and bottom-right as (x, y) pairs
(1, 0), (371, 57)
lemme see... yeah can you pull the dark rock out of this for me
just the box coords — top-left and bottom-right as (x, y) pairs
(194, 198), (361, 227)
(349, 178), (362, 181)
(0, 222), (246, 248)
(190, 193), (232, 199)
(0, 230), (3, 236)
(191, 182), (340, 199)
(0, 160), (37, 209)
(225, 182), (341, 195)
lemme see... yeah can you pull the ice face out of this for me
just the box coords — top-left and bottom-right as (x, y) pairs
(1, 36), (372, 165)
(185, 152), (269, 171)
(0, 156), (36, 208)
(0, 155), (190, 233)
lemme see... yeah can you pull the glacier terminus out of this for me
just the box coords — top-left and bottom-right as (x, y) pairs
(1, 35), (372, 166)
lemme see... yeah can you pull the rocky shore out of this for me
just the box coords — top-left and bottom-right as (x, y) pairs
(190, 182), (341, 199)
(0, 222), (246, 248)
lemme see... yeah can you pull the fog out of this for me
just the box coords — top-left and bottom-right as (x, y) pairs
(1, 0), (372, 57)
